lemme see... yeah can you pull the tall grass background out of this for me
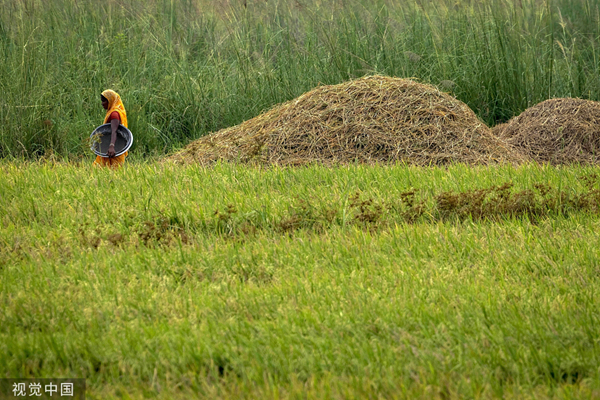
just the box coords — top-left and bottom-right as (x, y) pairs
(1, 0), (600, 158)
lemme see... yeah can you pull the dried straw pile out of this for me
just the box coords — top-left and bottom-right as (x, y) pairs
(168, 76), (522, 166)
(493, 98), (600, 165)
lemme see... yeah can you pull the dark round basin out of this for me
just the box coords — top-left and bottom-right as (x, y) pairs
(90, 123), (133, 157)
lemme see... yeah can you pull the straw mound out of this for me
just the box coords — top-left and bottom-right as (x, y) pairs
(493, 98), (600, 164)
(168, 76), (522, 166)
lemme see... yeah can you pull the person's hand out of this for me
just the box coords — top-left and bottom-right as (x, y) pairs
(107, 143), (116, 158)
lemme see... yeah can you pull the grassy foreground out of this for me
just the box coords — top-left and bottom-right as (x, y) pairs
(1, 161), (600, 399)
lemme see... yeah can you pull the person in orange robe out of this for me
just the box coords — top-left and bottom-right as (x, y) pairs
(93, 89), (129, 168)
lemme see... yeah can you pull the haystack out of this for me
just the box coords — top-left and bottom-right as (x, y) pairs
(493, 98), (600, 165)
(168, 76), (523, 166)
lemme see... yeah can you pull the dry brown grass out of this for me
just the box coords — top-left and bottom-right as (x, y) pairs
(493, 98), (600, 165)
(167, 76), (524, 166)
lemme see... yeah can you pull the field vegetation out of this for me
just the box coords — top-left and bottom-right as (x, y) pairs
(2, 0), (600, 398)
(2, 0), (600, 158)
(1, 162), (600, 398)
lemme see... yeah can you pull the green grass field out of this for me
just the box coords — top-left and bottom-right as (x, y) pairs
(3, 0), (600, 398)
(1, 161), (599, 399)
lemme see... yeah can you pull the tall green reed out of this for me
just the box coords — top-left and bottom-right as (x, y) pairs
(1, 0), (599, 158)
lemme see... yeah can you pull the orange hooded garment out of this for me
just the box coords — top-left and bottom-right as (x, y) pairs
(93, 89), (128, 168)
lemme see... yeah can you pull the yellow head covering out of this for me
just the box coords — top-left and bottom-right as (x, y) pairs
(102, 89), (128, 128)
